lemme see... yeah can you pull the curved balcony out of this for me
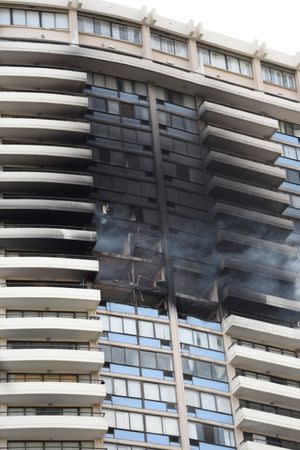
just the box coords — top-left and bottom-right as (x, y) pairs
(0, 118), (90, 142)
(205, 151), (285, 187)
(0, 171), (93, 194)
(0, 346), (104, 372)
(0, 414), (107, 440)
(240, 442), (291, 450)
(0, 197), (95, 224)
(232, 375), (300, 411)
(0, 227), (96, 252)
(0, 286), (100, 310)
(0, 92), (88, 117)
(0, 316), (102, 340)
(198, 101), (279, 139)
(223, 314), (300, 351)
(0, 145), (92, 168)
(0, 66), (87, 92)
(0, 255), (99, 281)
(201, 125), (282, 163)
(208, 176), (289, 215)
(227, 343), (300, 380)
(0, 380), (105, 406)
(236, 407), (300, 443)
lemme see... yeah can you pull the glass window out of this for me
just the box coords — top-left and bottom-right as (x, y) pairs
(144, 382), (160, 400)
(198, 46), (252, 77)
(128, 380), (141, 398)
(210, 51), (226, 69)
(141, 350), (156, 368)
(154, 323), (170, 340)
(114, 378), (126, 395)
(163, 417), (179, 435)
(55, 13), (68, 29)
(201, 392), (216, 411)
(110, 316), (123, 333)
(200, 47), (210, 65)
(116, 411), (130, 429)
(0, 8), (11, 25)
(151, 32), (188, 57)
(240, 59), (252, 76)
(130, 412), (144, 431)
(125, 348), (139, 366)
(262, 64), (295, 88)
(216, 395), (231, 414)
(186, 389), (199, 407)
(139, 321), (154, 337)
(160, 385), (176, 403)
(145, 415), (162, 434)
(41, 11), (55, 28)
(226, 55), (239, 73)
(179, 327), (193, 345)
(12, 9), (26, 25)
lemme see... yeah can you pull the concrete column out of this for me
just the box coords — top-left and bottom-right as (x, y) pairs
(141, 24), (152, 59)
(252, 58), (264, 91)
(68, 7), (79, 46)
(188, 39), (199, 72)
(147, 83), (190, 450)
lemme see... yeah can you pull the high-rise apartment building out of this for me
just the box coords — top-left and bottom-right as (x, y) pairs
(0, 1), (300, 449)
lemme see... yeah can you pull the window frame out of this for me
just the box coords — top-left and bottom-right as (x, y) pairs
(198, 46), (253, 77)
(262, 63), (296, 89)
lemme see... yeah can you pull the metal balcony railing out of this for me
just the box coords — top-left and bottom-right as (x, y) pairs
(5, 410), (105, 417)
(4, 282), (96, 289)
(0, 312), (99, 319)
(0, 375), (105, 384)
(2, 343), (99, 351)
(2, 251), (97, 260)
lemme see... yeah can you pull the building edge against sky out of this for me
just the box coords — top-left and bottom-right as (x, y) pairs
(1, 1), (300, 450)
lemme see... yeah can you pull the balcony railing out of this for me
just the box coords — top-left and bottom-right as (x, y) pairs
(3, 343), (99, 351)
(2, 312), (99, 319)
(5, 410), (105, 417)
(0, 375), (104, 383)
(0, 223), (95, 231)
(2, 251), (97, 260)
(4, 282), (96, 289)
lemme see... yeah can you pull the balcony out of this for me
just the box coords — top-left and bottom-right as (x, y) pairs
(232, 375), (300, 411)
(227, 343), (300, 380)
(201, 126), (282, 163)
(205, 151), (285, 187)
(0, 171), (93, 194)
(0, 414), (107, 440)
(0, 381), (105, 406)
(221, 284), (300, 313)
(0, 286), (100, 310)
(223, 314), (300, 350)
(0, 256), (99, 281)
(235, 407), (300, 442)
(0, 346), (104, 372)
(210, 202), (293, 235)
(0, 197), (95, 224)
(0, 118), (89, 143)
(0, 145), (92, 168)
(198, 101), (279, 139)
(216, 229), (296, 262)
(240, 442), (292, 450)
(0, 92), (88, 117)
(208, 176), (289, 214)
(0, 227), (97, 252)
(0, 316), (102, 340)
(0, 66), (87, 92)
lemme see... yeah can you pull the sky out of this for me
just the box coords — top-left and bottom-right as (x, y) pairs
(115, 0), (300, 55)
